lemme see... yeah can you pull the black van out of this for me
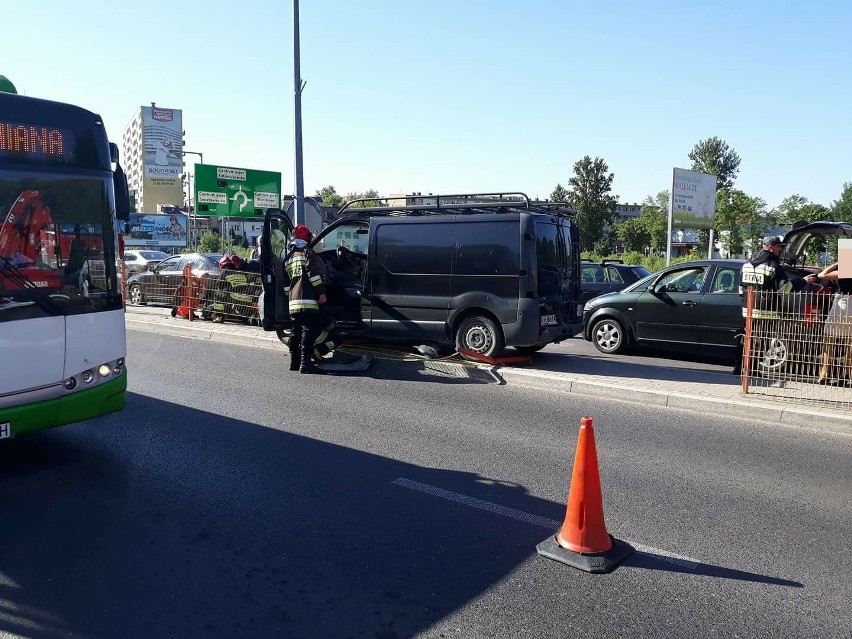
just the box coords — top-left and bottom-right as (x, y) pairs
(260, 193), (583, 357)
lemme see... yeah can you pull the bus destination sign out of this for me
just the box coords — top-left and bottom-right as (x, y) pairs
(0, 121), (74, 162)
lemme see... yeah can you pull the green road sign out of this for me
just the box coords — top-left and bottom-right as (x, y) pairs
(194, 163), (282, 217)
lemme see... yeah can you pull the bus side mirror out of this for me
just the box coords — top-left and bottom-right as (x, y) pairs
(113, 164), (130, 221)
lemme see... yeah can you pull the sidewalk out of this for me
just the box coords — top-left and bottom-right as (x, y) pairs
(125, 306), (852, 434)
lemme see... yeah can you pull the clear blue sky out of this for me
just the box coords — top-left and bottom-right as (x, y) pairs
(4, 0), (850, 209)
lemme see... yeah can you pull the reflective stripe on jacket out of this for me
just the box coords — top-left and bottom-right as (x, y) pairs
(284, 248), (326, 315)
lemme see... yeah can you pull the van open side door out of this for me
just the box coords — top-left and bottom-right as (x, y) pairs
(260, 209), (294, 332)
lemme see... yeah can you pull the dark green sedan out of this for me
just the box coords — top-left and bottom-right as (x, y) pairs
(582, 259), (745, 356)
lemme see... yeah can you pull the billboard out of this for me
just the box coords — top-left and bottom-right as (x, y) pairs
(194, 164), (282, 218)
(141, 106), (183, 210)
(670, 168), (717, 229)
(125, 212), (188, 248)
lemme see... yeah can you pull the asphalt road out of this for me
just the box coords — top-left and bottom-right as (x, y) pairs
(1, 331), (849, 638)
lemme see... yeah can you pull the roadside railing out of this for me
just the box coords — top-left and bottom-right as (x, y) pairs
(127, 269), (263, 325)
(742, 287), (852, 408)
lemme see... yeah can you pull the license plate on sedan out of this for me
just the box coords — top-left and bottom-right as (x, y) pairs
(541, 314), (558, 326)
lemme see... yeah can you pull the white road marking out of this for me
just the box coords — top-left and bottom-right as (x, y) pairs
(392, 477), (700, 570)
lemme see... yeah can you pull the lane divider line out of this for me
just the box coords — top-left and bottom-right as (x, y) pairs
(392, 477), (700, 570)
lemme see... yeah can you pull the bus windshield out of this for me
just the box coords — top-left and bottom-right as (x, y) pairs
(0, 171), (120, 317)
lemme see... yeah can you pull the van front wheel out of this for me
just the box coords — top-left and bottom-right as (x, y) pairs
(455, 315), (504, 358)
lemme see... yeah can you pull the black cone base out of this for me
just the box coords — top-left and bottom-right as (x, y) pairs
(536, 534), (634, 574)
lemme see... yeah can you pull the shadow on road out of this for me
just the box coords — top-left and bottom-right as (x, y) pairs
(530, 350), (739, 385)
(0, 389), (806, 639)
(628, 550), (804, 588)
(0, 393), (553, 638)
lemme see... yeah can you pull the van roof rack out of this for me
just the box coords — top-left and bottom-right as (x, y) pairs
(336, 192), (575, 218)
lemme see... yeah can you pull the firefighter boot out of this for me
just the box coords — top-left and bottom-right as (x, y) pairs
(289, 330), (302, 371)
(299, 325), (323, 375)
(289, 349), (301, 371)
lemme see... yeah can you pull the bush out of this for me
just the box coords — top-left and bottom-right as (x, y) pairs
(642, 255), (666, 272)
(198, 231), (224, 253)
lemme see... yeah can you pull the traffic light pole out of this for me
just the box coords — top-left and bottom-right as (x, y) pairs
(293, 0), (306, 227)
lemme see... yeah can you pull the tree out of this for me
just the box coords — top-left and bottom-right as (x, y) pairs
(550, 183), (569, 203)
(831, 182), (852, 222)
(614, 217), (648, 252)
(688, 137), (741, 190)
(823, 182), (852, 261)
(315, 185), (344, 209)
(639, 190), (670, 253)
(567, 156), (619, 251)
(345, 189), (382, 208)
(773, 194), (829, 227)
(714, 189), (769, 257)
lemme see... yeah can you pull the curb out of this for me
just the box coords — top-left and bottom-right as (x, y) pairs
(126, 315), (852, 434)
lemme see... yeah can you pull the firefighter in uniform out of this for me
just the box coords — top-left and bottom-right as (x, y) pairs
(734, 235), (816, 374)
(284, 225), (327, 374)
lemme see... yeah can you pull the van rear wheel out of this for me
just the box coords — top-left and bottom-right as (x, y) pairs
(455, 315), (504, 358)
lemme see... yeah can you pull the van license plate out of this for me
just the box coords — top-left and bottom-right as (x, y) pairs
(541, 314), (558, 326)
(0, 422), (10, 440)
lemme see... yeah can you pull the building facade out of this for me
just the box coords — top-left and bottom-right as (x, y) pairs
(122, 104), (184, 213)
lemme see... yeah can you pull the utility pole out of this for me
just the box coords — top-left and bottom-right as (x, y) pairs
(293, 0), (306, 226)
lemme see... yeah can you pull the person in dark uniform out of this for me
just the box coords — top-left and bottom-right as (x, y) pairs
(733, 235), (816, 375)
(284, 225), (327, 374)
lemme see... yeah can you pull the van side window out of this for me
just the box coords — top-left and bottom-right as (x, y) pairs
(454, 221), (519, 275)
(535, 221), (563, 295)
(376, 223), (452, 274)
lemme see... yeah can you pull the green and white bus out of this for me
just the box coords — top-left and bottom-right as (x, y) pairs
(0, 78), (130, 440)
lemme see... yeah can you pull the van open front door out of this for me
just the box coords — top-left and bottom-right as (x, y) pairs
(260, 209), (294, 333)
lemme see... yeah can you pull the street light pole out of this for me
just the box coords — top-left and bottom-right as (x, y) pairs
(182, 150), (203, 165)
(293, 0), (306, 226)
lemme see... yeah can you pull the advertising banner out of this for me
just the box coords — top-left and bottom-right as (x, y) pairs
(125, 212), (188, 248)
(194, 163), (282, 217)
(141, 106), (183, 209)
(670, 168), (717, 229)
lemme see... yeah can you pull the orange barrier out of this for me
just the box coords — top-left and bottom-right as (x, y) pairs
(456, 347), (532, 366)
(536, 416), (634, 573)
(173, 264), (201, 321)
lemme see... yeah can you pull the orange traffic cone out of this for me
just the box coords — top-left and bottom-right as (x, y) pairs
(536, 416), (633, 573)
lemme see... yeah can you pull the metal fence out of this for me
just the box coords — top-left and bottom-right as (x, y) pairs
(743, 288), (852, 408)
(127, 269), (263, 325)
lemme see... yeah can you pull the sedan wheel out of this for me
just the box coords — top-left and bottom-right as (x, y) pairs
(592, 317), (627, 354)
(756, 337), (788, 372)
(128, 284), (145, 306)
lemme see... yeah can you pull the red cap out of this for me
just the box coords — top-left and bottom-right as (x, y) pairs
(293, 224), (313, 242)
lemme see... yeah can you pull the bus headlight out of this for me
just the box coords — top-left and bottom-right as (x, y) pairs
(112, 364), (123, 375)
(98, 364), (111, 378)
(117, 358), (124, 367)
(64, 377), (77, 390)
(81, 370), (95, 384)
